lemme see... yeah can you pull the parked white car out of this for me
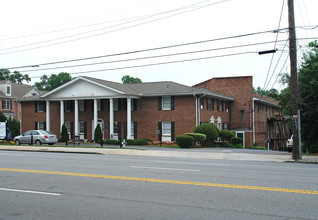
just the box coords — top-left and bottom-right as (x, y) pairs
(14, 130), (58, 145)
(287, 135), (293, 152)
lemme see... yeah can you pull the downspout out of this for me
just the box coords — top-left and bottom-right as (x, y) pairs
(198, 94), (206, 125)
(193, 94), (198, 127)
(252, 99), (255, 144)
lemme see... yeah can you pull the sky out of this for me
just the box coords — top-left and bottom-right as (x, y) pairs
(1, 0), (318, 91)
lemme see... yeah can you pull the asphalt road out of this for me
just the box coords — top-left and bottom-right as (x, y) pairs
(0, 151), (317, 220)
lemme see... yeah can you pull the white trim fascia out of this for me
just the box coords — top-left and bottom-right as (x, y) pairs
(141, 92), (235, 101)
(41, 76), (126, 98)
(23, 87), (42, 98)
(253, 97), (280, 108)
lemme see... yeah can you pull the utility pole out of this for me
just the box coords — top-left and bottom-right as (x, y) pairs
(288, 0), (301, 160)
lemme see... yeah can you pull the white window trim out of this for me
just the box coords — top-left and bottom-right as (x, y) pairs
(162, 96), (171, 110)
(38, 101), (45, 112)
(2, 100), (11, 110)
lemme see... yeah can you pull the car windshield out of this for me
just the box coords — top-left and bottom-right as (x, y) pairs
(40, 130), (52, 135)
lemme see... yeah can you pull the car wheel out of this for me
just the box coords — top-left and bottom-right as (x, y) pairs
(35, 140), (41, 145)
(15, 139), (21, 145)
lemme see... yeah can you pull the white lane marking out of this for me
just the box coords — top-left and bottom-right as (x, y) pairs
(0, 187), (61, 196)
(130, 166), (200, 172)
(153, 161), (230, 166)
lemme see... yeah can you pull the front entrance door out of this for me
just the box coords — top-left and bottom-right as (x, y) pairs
(236, 131), (245, 148)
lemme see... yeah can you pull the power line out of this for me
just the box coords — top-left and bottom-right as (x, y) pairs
(0, 0), (229, 55)
(28, 51), (257, 79)
(4, 28), (284, 70)
(17, 40), (286, 73)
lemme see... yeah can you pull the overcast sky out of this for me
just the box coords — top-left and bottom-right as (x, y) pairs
(1, 0), (317, 91)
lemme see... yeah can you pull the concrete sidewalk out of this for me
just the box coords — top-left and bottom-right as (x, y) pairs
(2, 145), (317, 163)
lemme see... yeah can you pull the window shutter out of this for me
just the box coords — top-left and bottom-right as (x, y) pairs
(134, 122), (137, 139)
(123, 99), (127, 111)
(70, 101), (74, 112)
(35, 102), (38, 112)
(70, 122), (74, 139)
(44, 122), (46, 130)
(118, 99), (122, 111)
(84, 100), (87, 111)
(158, 122), (162, 141)
(134, 99), (137, 111)
(123, 122), (127, 139)
(10, 100), (12, 110)
(84, 122), (87, 139)
(171, 121), (175, 141)
(158, 97), (162, 110)
(171, 96), (175, 110)
(44, 101), (46, 112)
(35, 122), (38, 129)
(100, 99), (104, 111)
(1, 100), (4, 110)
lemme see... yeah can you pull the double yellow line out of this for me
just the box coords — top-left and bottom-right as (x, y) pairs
(1, 168), (317, 195)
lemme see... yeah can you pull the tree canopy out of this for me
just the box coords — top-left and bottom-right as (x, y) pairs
(253, 87), (279, 100)
(121, 75), (142, 84)
(298, 41), (318, 153)
(0, 69), (31, 84)
(34, 72), (72, 91)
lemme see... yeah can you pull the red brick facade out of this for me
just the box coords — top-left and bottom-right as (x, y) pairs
(21, 95), (231, 142)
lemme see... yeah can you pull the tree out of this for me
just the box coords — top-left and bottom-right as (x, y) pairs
(298, 41), (318, 153)
(121, 75), (142, 84)
(60, 124), (69, 145)
(253, 86), (279, 100)
(34, 72), (72, 91)
(0, 111), (7, 122)
(0, 69), (31, 84)
(6, 117), (20, 139)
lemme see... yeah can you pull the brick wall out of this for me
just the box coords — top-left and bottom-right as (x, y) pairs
(21, 95), (231, 142)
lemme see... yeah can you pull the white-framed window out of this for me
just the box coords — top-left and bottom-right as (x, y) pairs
(38, 122), (46, 130)
(2, 100), (11, 110)
(114, 99), (119, 111)
(65, 101), (72, 112)
(217, 100), (224, 111)
(162, 96), (171, 110)
(38, 101), (45, 112)
(162, 121), (172, 141)
(79, 100), (85, 112)
(7, 86), (11, 95)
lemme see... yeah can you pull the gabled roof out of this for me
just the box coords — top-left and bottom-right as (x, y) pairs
(19, 76), (235, 101)
(0, 82), (37, 99)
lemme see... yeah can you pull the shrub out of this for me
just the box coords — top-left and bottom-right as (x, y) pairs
(132, 139), (148, 145)
(219, 130), (234, 141)
(94, 124), (102, 143)
(176, 135), (194, 148)
(185, 133), (206, 142)
(104, 139), (120, 145)
(194, 123), (219, 144)
(231, 137), (243, 145)
(60, 124), (69, 143)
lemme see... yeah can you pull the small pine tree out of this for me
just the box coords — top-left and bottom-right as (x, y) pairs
(60, 124), (69, 145)
(6, 117), (20, 139)
(94, 124), (102, 143)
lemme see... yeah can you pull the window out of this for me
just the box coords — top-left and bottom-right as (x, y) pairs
(38, 101), (46, 112)
(80, 122), (85, 133)
(2, 100), (11, 110)
(225, 101), (229, 112)
(217, 100), (224, 111)
(65, 101), (72, 112)
(207, 98), (214, 110)
(162, 96), (171, 110)
(114, 99), (119, 111)
(223, 122), (228, 130)
(38, 122), (46, 130)
(7, 86), (11, 95)
(200, 98), (204, 109)
(79, 100), (85, 112)
(210, 116), (215, 124)
(162, 122), (171, 135)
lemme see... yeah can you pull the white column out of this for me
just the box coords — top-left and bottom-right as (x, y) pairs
(46, 101), (50, 131)
(74, 100), (79, 136)
(93, 99), (98, 137)
(109, 98), (114, 139)
(60, 101), (64, 132)
(127, 98), (132, 140)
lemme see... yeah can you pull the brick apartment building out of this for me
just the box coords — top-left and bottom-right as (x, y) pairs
(18, 76), (282, 148)
(0, 80), (41, 121)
